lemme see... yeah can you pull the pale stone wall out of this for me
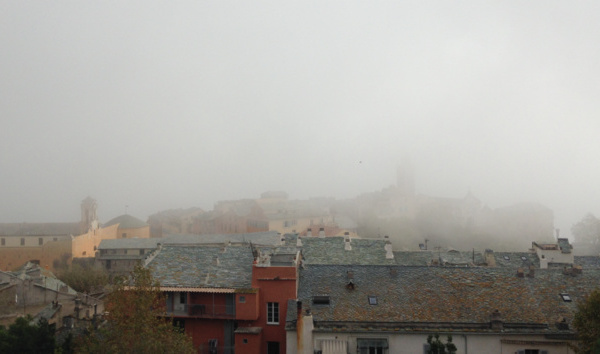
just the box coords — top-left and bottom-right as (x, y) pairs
(0, 238), (72, 271)
(269, 216), (335, 234)
(0, 234), (71, 247)
(72, 224), (119, 258)
(296, 331), (575, 354)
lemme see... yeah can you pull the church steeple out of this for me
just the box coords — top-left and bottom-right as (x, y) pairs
(396, 159), (415, 196)
(80, 196), (98, 234)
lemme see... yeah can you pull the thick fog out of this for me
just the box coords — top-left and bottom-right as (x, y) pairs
(1, 2), (599, 238)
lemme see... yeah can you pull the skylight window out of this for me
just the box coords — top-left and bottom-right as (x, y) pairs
(368, 296), (378, 305)
(503, 255), (510, 260)
(521, 256), (527, 261)
(312, 295), (330, 305)
(560, 293), (572, 302)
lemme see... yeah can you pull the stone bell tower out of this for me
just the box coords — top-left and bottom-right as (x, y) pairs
(80, 197), (98, 234)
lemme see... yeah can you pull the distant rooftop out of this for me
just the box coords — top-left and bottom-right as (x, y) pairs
(148, 244), (253, 289)
(292, 264), (600, 333)
(103, 214), (148, 229)
(297, 236), (395, 266)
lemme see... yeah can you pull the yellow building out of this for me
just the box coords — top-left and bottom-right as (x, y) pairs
(72, 214), (150, 259)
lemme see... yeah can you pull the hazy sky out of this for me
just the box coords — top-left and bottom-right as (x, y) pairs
(1, 2), (599, 238)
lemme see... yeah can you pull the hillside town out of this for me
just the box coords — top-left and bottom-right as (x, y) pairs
(1, 169), (599, 354)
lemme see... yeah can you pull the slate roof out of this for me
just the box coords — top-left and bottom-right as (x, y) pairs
(98, 238), (162, 250)
(392, 251), (433, 266)
(0, 222), (80, 236)
(299, 237), (395, 265)
(147, 244), (253, 289)
(494, 252), (540, 268)
(104, 214), (148, 229)
(575, 256), (600, 269)
(293, 264), (600, 334)
(164, 231), (281, 246)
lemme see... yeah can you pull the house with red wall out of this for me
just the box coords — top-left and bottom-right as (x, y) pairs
(146, 243), (299, 354)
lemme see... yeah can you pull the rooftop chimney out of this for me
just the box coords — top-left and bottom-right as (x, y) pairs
(385, 240), (394, 259)
(319, 227), (325, 238)
(344, 237), (352, 251)
(296, 237), (303, 247)
(517, 268), (525, 278)
(307, 228), (312, 237)
(527, 265), (535, 278)
(296, 301), (304, 353)
(490, 309), (503, 330)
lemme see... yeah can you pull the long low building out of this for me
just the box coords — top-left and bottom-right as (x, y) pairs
(286, 264), (598, 354)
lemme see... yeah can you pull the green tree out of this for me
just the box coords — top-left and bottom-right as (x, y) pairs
(78, 264), (194, 354)
(571, 213), (600, 245)
(0, 316), (55, 354)
(573, 288), (600, 353)
(426, 334), (457, 354)
(57, 263), (109, 293)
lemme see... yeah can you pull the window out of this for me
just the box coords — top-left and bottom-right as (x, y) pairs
(38, 238), (43, 245)
(516, 350), (547, 354)
(243, 338), (248, 344)
(267, 341), (280, 354)
(267, 302), (279, 324)
(122, 233), (127, 238)
(368, 296), (378, 305)
(21, 238), (25, 246)
(312, 295), (330, 305)
(53, 237), (57, 242)
(357, 338), (388, 354)
(1, 238), (4, 246)
(180, 292), (187, 304)
(139, 249), (145, 255)
(239, 296), (246, 303)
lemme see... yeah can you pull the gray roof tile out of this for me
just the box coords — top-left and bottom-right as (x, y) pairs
(147, 244), (254, 289)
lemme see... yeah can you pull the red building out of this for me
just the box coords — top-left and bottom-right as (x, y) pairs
(147, 243), (298, 354)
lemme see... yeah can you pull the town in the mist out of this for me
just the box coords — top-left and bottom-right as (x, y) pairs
(2, 162), (600, 353)
(2, 1), (600, 353)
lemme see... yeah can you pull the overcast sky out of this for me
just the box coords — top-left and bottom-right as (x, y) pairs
(1, 2), (599, 238)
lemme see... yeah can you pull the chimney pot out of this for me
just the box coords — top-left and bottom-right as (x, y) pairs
(490, 309), (503, 330)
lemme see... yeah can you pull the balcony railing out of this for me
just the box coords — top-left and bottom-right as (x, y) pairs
(197, 344), (234, 354)
(165, 303), (235, 318)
